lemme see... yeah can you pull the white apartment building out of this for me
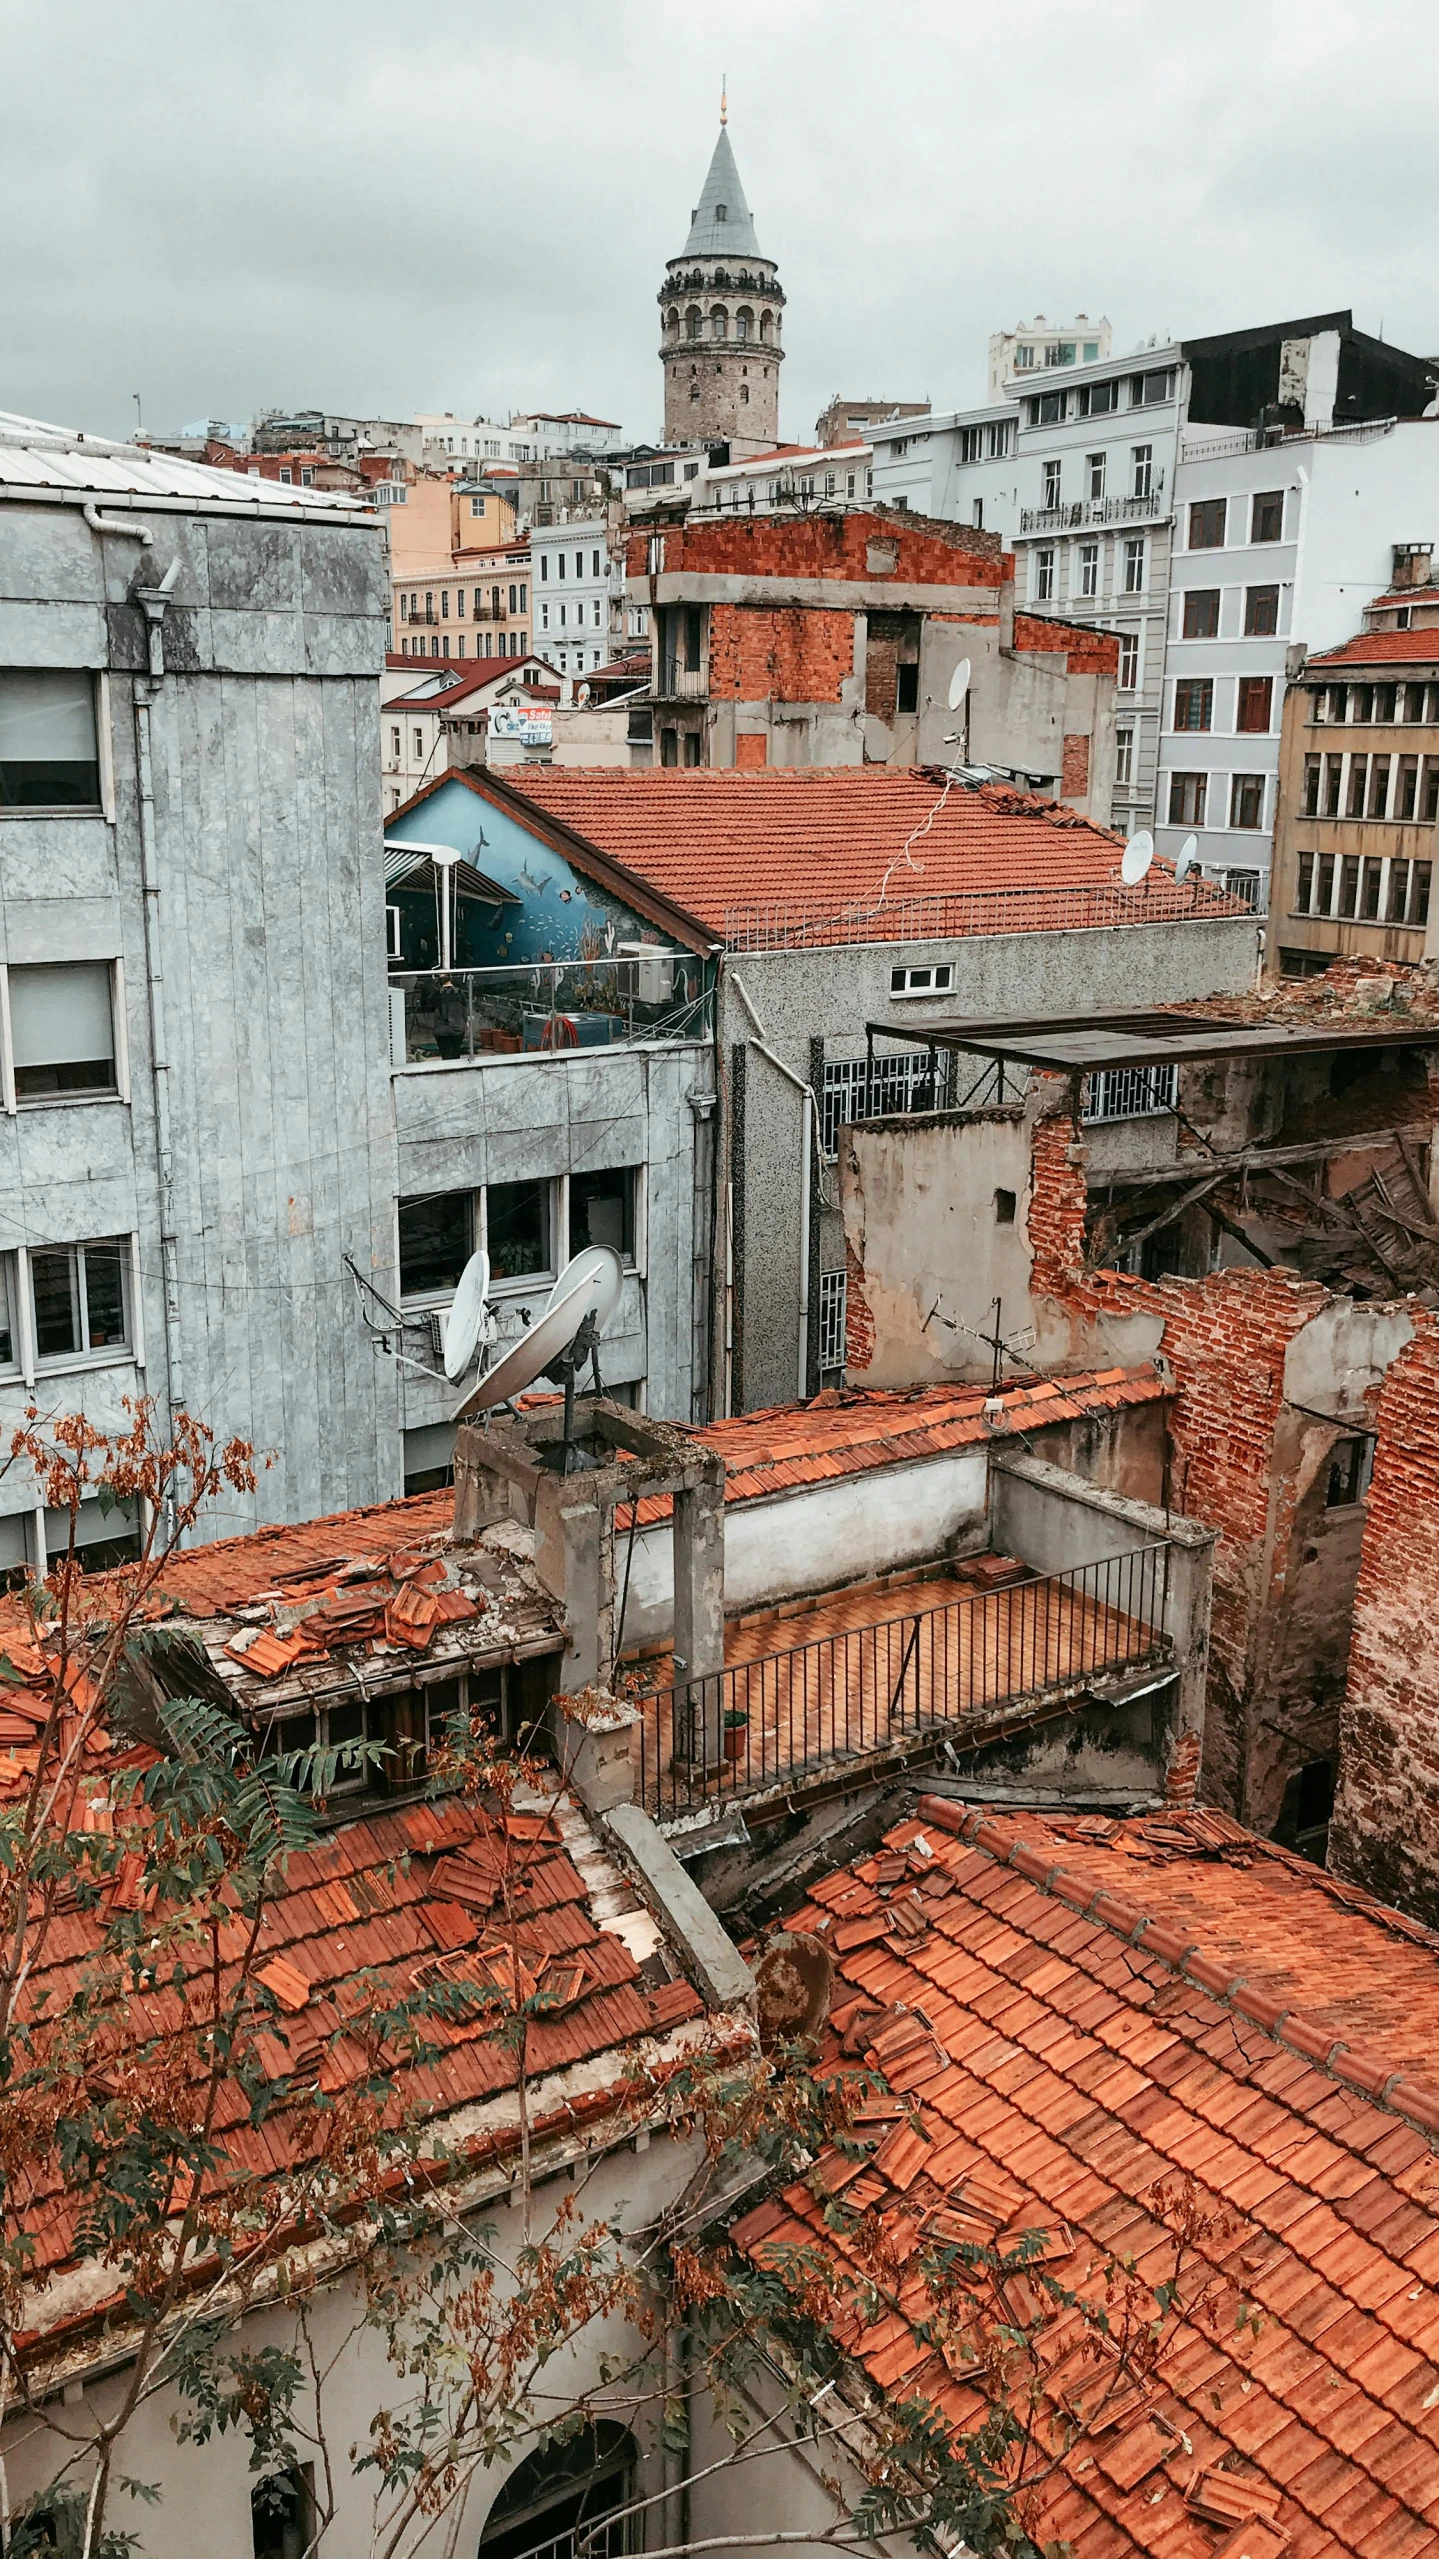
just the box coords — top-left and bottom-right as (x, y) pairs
(988, 312), (1112, 398)
(872, 312), (1439, 901)
(531, 519), (624, 674)
(415, 413), (625, 467)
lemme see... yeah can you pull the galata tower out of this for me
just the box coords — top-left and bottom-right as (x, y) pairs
(659, 100), (785, 444)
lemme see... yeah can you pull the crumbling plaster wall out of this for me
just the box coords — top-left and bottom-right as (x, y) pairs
(1026, 1091), (1415, 1827)
(1330, 1312), (1439, 1922)
(840, 1105), (1038, 1386)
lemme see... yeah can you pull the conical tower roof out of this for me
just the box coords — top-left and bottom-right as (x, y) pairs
(681, 126), (761, 259)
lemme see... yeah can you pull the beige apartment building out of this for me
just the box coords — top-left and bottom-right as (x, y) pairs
(392, 538), (531, 666)
(1269, 623), (1439, 977)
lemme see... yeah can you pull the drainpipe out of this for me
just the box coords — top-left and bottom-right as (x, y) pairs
(87, 511), (185, 1463)
(729, 970), (815, 1401)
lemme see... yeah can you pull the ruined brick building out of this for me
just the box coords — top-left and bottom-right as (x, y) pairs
(660, 109), (783, 447)
(836, 961), (1439, 1879)
(626, 507), (1119, 807)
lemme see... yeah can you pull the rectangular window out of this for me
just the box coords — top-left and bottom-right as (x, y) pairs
(1168, 771), (1208, 826)
(1182, 589), (1220, 639)
(1236, 675), (1273, 732)
(1337, 854), (1362, 918)
(818, 1269), (847, 1376)
(1035, 548), (1055, 602)
(1122, 539), (1145, 595)
(398, 1193), (471, 1298)
(1078, 540), (1099, 598)
(1081, 1063), (1178, 1123)
(568, 1166), (636, 1261)
(1230, 774), (1265, 829)
(0, 671), (101, 810)
(1375, 682), (1397, 723)
(1352, 685), (1374, 724)
(1302, 753), (1321, 815)
(1086, 452), (1106, 501)
(683, 604), (702, 672)
(1403, 683), (1426, 723)
(1189, 497), (1227, 549)
(1368, 755), (1391, 819)
(592, 551), (602, 579)
(1295, 850), (1316, 913)
(1078, 379), (1119, 416)
(1174, 678), (1213, 731)
(820, 1049), (952, 1156)
(540, 556), (549, 580)
(1118, 630), (1139, 689)
(896, 662), (919, 714)
(30, 1238), (129, 1362)
(1029, 391), (1066, 425)
(959, 426), (981, 463)
(1114, 724), (1134, 786)
(557, 553), (566, 579)
(890, 962), (955, 997)
(8, 960), (116, 1100)
(1042, 460), (1061, 510)
(1323, 753), (1344, 816)
(441, 591), (450, 619)
(1245, 585), (1280, 636)
(1423, 758), (1439, 823)
(1251, 490), (1284, 543)
(1131, 446), (1153, 498)
(1347, 755), (1369, 818)
(456, 588), (466, 617)
(1317, 851), (1337, 912)
(486, 1178), (551, 1282)
(1398, 753), (1419, 819)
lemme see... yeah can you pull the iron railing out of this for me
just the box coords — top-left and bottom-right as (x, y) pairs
(390, 958), (712, 1066)
(722, 874), (1256, 952)
(637, 1548), (1171, 1826)
(1019, 486), (1167, 534)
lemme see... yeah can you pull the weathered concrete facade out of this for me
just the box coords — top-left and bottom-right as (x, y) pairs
(0, 432), (400, 1563)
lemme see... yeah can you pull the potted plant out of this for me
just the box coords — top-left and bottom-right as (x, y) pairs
(723, 1705), (749, 1765)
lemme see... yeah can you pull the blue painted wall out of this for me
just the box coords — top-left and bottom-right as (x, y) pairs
(385, 776), (672, 967)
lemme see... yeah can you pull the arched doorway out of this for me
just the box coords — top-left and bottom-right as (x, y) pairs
(478, 2422), (637, 2559)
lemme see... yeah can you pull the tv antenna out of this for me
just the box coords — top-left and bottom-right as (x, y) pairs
(454, 1246), (624, 1472)
(1119, 828), (1154, 887)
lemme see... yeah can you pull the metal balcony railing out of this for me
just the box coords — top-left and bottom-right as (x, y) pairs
(390, 958), (713, 1066)
(1019, 484), (1167, 535)
(636, 1547), (1171, 1826)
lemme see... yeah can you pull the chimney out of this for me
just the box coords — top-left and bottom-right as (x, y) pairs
(1391, 542), (1434, 592)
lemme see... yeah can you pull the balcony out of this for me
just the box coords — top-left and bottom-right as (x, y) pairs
(1019, 484), (1167, 535)
(636, 1543), (1172, 1825)
(390, 957), (712, 1067)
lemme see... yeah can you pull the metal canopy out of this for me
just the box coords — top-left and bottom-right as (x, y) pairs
(864, 1009), (1439, 1072)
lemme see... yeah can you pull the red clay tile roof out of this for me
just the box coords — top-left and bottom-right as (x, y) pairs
(16, 1784), (711, 2298)
(502, 767), (1237, 936)
(736, 1799), (1439, 2559)
(1307, 630), (1439, 667)
(625, 1370), (1166, 1524)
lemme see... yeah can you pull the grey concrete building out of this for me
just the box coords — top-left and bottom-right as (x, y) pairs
(502, 765), (1261, 1419)
(0, 413), (400, 1571)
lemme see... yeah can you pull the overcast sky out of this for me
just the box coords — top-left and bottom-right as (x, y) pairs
(6, 0), (1438, 448)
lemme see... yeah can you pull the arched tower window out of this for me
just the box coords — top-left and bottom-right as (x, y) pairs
(479, 2424), (637, 2559)
(740, 385), (750, 405)
(665, 307), (680, 336)
(759, 311), (773, 345)
(710, 307), (728, 341)
(735, 308), (753, 343)
(686, 306), (702, 339)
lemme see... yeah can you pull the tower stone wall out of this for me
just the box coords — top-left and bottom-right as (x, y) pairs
(660, 124), (784, 445)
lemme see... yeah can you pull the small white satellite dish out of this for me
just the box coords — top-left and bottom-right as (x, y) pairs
(1175, 832), (1199, 882)
(443, 1250), (490, 1383)
(1120, 829), (1154, 886)
(947, 658), (972, 711)
(454, 1263), (608, 1421)
(545, 1245), (624, 1336)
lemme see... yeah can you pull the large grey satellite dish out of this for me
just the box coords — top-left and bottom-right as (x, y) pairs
(947, 658), (972, 711)
(1120, 829), (1154, 886)
(1175, 832), (1199, 882)
(443, 1250), (490, 1383)
(545, 1245), (623, 1335)
(454, 1262), (609, 1421)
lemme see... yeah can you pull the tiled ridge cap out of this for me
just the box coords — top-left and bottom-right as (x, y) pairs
(915, 1796), (1439, 2141)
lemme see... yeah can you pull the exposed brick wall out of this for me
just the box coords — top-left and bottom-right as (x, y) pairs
(1014, 612), (1121, 677)
(1330, 1313), (1439, 1921)
(1027, 1086), (1335, 1815)
(628, 508), (1007, 591)
(844, 1225), (876, 1375)
(708, 602), (853, 704)
(1061, 733), (1091, 795)
(734, 732), (767, 768)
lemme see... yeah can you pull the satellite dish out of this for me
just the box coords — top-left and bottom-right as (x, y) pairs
(1175, 832), (1199, 882)
(452, 1248), (624, 1422)
(1120, 829), (1154, 886)
(947, 657), (972, 711)
(443, 1250), (490, 1383)
(544, 1245), (624, 1336)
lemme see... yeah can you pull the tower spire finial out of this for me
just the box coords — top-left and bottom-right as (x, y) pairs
(720, 71), (727, 125)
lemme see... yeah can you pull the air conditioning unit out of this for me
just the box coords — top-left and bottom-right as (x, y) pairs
(617, 944), (674, 1006)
